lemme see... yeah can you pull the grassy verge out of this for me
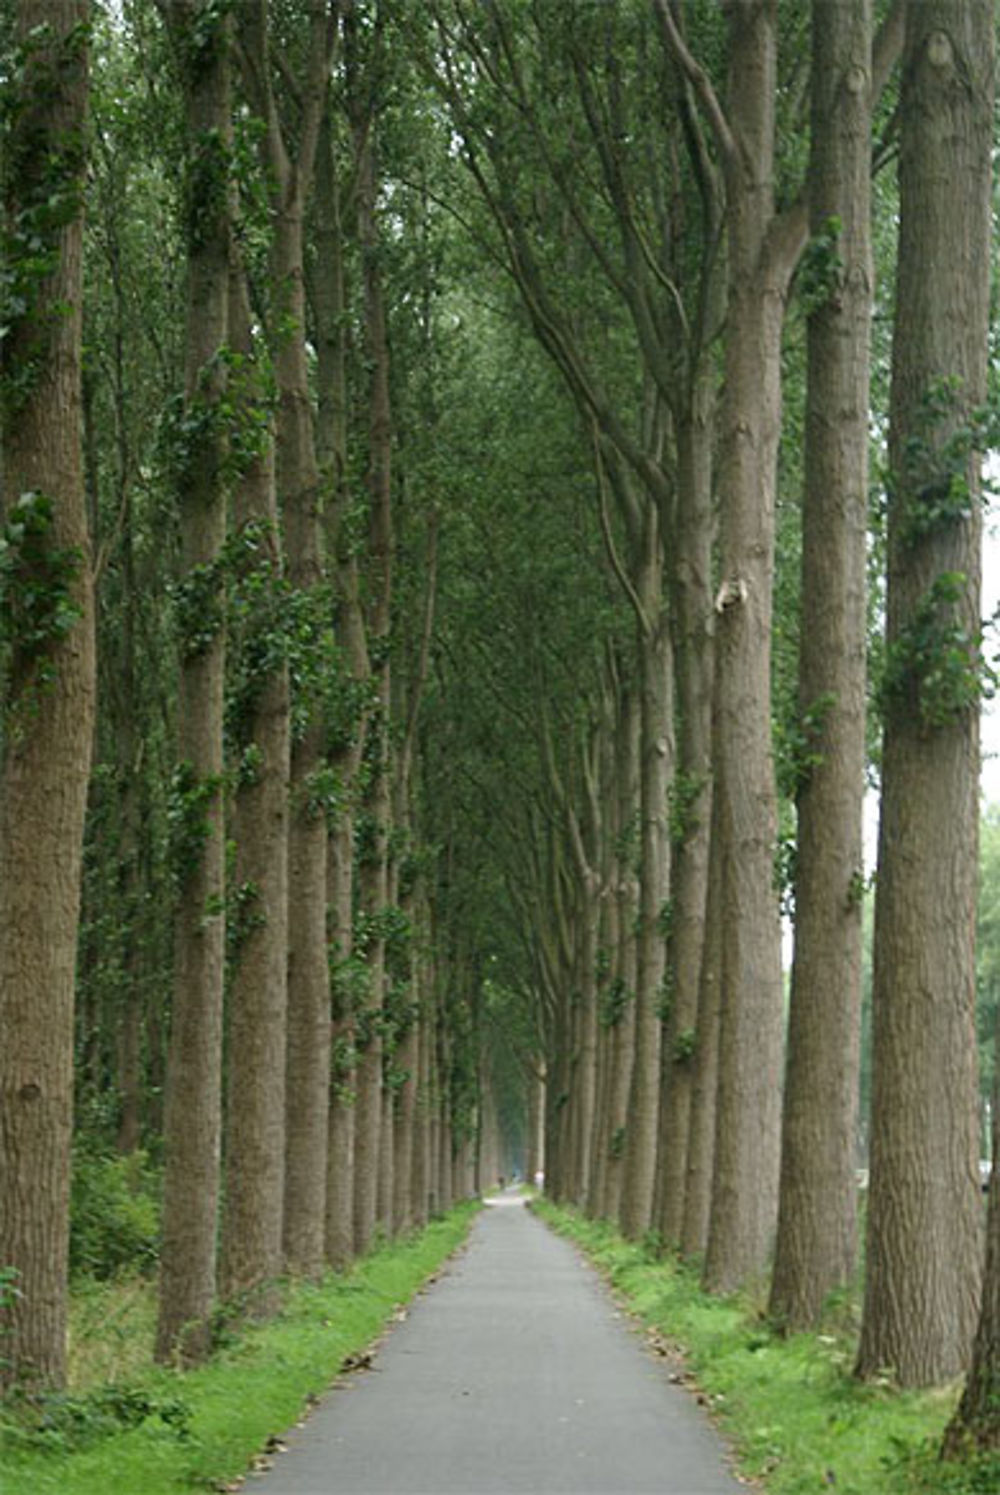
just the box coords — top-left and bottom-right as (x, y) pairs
(2, 1202), (479, 1495)
(532, 1199), (1000, 1495)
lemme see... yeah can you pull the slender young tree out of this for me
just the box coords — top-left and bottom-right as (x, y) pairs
(347, 3), (396, 1254)
(311, 94), (368, 1271)
(155, 0), (231, 1365)
(0, 0), (95, 1391)
(857, 0), (993, 1388)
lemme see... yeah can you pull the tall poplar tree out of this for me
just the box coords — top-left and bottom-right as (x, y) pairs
(769, 0), (873, 1332)
(658, 0), (804, 1292)
(857, 0), (993, 1388)
(347, 1), (396, 1255)
(218, 256), (290, 1307)
(0, 0), (94, 1391)
(154, 0), (231, 1366)
(237, 0), (335, 1279)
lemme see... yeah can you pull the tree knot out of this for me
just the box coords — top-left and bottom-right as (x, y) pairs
(714, 576), (749, 614)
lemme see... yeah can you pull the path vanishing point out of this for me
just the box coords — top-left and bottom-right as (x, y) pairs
(253, 1191), (747, 1495)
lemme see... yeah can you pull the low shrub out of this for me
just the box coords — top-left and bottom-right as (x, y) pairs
(0, 1384), (190, 1455)
(69, 1150), (160, 1280)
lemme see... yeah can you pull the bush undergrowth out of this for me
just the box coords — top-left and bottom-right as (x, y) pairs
(532, 1199), (999, 1495)
(1, 1201), (478, 1495)
(70, 1148), (161, 1281)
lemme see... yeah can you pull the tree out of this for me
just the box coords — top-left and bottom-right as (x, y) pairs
(769, 0), (874, 1332)
(857, 0), (993, 1387)
(218, 256), (290, 1308)
(311, 91), (367, 1271)
(945, 1086), (1000, 1457)
(154, 0), (231, 1366)
(658, 0), (804, 1292)
(237, 0), (336, 1279)
(344, 0), (396, 1253)
(79, 10), (183, 1160)
(429, 0), (739, 1238)
(0, 0), (95, 1391)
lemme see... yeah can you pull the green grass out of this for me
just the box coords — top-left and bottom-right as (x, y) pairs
(532, 1199), (1000, 1495)
(2, 1202), (478, 1495)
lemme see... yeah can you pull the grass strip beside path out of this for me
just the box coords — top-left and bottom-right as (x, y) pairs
(532, 1199), (1000, 1495)
(2, 1202), (479, 1495)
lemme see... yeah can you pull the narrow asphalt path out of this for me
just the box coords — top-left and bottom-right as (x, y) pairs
(252, 1192), (748, 1495)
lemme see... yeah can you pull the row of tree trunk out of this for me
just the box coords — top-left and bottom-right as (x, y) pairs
(0, 0), (495, 1390)
(4, 4), (1000, 1460)
(456, 0), (997, 1403)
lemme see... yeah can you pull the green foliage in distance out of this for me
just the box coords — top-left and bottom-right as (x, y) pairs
(69, 1149), (160, 1281)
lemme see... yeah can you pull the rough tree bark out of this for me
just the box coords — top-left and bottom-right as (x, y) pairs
(944, 1039), (1000, 1453)
(238, 0), (334, 1279)
(349, 22), (395, 1253)
(657, 369), (716, 1249)
(155, 0), (231, 1365)
(657, 0), (803, 1292)
(857, 0), (992, 1388)
(218, 258), (290, 1308)
(312, 95), (368, 1271)
(619, 501), (672, 1240)
(0, 0), (94, 1391)
(769, 0), (872, 1332)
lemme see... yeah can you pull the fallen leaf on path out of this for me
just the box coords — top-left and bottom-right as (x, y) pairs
(341, 1349), (377, 1373)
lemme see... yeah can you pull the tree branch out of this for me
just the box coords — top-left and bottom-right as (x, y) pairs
(652, 0), (737, 169)
(593, 422), (651, 636)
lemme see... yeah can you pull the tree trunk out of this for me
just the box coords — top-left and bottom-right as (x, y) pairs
(658, 373), (715, 1248)
(377, 1081), (395, 1232)
(349, 52), (394, 1257)
(155, 0), (230, 1366)
(703, 0), (792, 1294)
(234, 0), (331, 1284)
(681, 784), (723, 1261)
(116, 985), (143, 1157)
(944, 1034), (1000, 1452)
(571, 870), (600, 1206)
(588, 884), (616, 1216)
(600, 682), (639, 1226)
(411, 982), (433, 1228)
(313, 98), (366, 1273)
(769, 0), (872, 1332)
(280, 301), (330, 1278)
(219, 261), (289, 1308)
(325, 812), (357, 1269)
(393, 1017), (419, 1234)
(526, 1063), (546, 1190)
(857, 0), (991, 1387)
(620, 519), (672, 1239)
(0, 0), (94, 1391)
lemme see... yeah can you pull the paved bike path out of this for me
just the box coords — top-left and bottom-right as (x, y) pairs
(253, 1193), (747, 1494)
